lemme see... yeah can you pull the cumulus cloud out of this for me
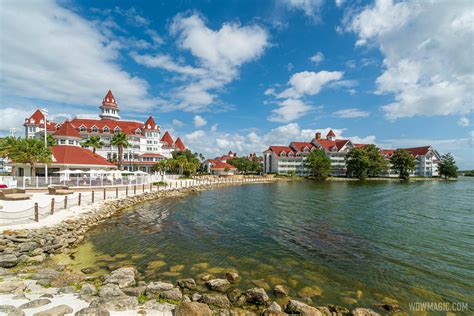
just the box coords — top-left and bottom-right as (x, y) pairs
(309, 52), (324, 64)
(172, 119), (184, 127)
(277, 71), (344, 99)
(333, 108), (370, 118)
(0, 0), (155, 109)
(282, 0), (324, 21)
(458, 117), (470, 127)
(269, 99), (314, 123)
(193, 115), (207, 127)
(347, 0), (474, 120)
(130, 52), (206, 76)
(0, 107), (33, 134)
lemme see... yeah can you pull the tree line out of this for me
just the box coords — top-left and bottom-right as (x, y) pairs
(153, 149), (202, 177)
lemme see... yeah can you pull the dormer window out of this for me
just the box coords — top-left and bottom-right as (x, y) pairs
(103, 126), (110, 133)
(280, 152), (286, 157)
(296, 152), (301, 157)
(114, 127), (121, 133)
(135, 128), (141, 135)
(92, 126), (98, 133)
(303, 147), (309, 152)
(288, 152), (294, 157)
(79, 125), (86, 132)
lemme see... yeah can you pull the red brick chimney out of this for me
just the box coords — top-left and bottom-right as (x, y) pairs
(315, 132), (321, 140)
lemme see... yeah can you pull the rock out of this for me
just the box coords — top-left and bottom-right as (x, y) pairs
(142, 301), (176, 312)
(285, 300), (322, 316)
(17, 242), (38, 253)
(90, 297), (138, 311)
(341, 297), (358, 305)
(263, 301), (286, 315)
(98, 284), (125, 298)
(177, 278), (197, 290)
(30, 248), (44, 256)
(274, 285), (288, 297)
(182, 295), (191, 303)
(205, 278), (231, 292)
(80, 283), (97, 296)
(33, 305), (73, 316)
(104, 267), (136, 288)
(19, 298), (51, 309)
(373, 303), (400, 312)
(298, 286), (322, 298)
(175, 302), (212, 316)
(191, 293), (202, 301)
(160, 288), (183, 301)
(200, 274), (212, 281)
(26, 254), (46, 264)
(316, 306), (332, 316)
(246, 287), (270, 306)
(59, 286), (76, 294)
(227, 288), (242, 303)
(268, 302), (283, 312)
(145, 281), (174, 295)
(251, 279), (271, 290)
(199, 294), (231, 308)
(325, 305), (350, 315)
(0, 281), (26, 293)
(122, 286), (146, 297)
(0, 305), (25, 316)
(352, 308), (380, 316)
(0, 254), (18, 268)
(32, 269), (60, 282)
(80, 267), (96, 275)
(225, 272), (240, 283)
(75, 307), (110, 316)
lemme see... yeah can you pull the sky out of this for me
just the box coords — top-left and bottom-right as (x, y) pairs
(0, 0), (473, 168)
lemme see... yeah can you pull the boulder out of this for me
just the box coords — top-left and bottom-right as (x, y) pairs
(19, 299), (51, 309)
(175, 302), (212, 316)
(245, 287), (270, 306)
(80, 267), (96, 275)
(98, 284), (125, 298)
(0, 281), (26, 293)
(0, 254), (18, 268)
(352, 308), (380, 316)
(267, 301), (283, 312)
(26, 254), (47, 264)
(205, 278), (230, 292)
(325, 304), (350, 315)
(30, 248), (44, 257)
(31, 269), (60, 283)
(145, 281), (174, 295)
(90, 296), (138, 311)
(274, 285), (288, 297)
(177, 278), (197, 290)
(17, 242), (38, 253)
(33, 305), (73, 316)
(142, 301), (176, 313)
(199, 294), (231, 308)
(80, 283), (97, 296)
(191, 293), (202, 301)
(225, 272), (240, 283)
(0, 305), (25, 316)
(75, 307), (110, 316)
(160, 288), (183, 301)
(227, 288), (242, 303)
(285, 300), (322, 316)
(104, 267), (136, 288)
(122, 286), (146, 297)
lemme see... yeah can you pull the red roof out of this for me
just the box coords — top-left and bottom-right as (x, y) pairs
(315, 139), (350, 152)
(102, 90), (117, 107)
(354, 143), (366, 148)
(290, 142), (314, 152)
(381, 149), (395, 156)
(269, 146), (294, 155)
(144, 116), (159, 130)
(403, 146), (431, 156)
(210, 161), (237, 170)
(24, 109), (59, 131)
(174, 137), (186, 151)
(327, 129), (336, 137)
(141, 153), (165, 158)
(53, 120), (81, 138)
(51, 146), (115, 166)
(71, 118), (143, 135)
(161, 131), (174, 147)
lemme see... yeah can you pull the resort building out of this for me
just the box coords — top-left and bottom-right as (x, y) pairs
(23, 90), (186, 173)
(263, 130), (440, 177)
(203, 151), (238, 175)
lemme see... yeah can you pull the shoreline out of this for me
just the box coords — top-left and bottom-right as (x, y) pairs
(1, 178), (399, 315)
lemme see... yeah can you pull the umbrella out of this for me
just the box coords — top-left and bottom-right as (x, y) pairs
(134, 171), (148, 175)
(55, 169), (73, 174)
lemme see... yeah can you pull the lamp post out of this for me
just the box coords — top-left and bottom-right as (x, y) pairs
(41, 108), (49, 184)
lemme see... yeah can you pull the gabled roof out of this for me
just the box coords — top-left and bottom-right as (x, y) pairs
(381, 149), (395, 156)
(354, 143), (367, 148)
(161, 131), (174, 147)
(53, 120), (81, 138)
(144, 116), (159, 130)
(102, 90), (117, 107)
(314, 139), (350, 152)
(174, 137), (186, 151)
(51, 146), (115, 166)
(24, 109), (59, 131)
(269, 146), (294, 155)
(403, 146), (431, 156)
(290, 142), (314, 152)
(70, 118), (142, 135)
(327, 129), (336, 137)
(210, 161), (237, 170)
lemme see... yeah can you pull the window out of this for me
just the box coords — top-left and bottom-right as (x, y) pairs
(103, 126), (110, 133)
(60, 139), (66, 144)
(28, 127), (35, 133)
(79, 125), (86, 132)
(135, 129), (141, 135)
(114, 127), (121, 133)
(68, 140), (74, 145)
(92, 126), (98, 133)
(303, 147), (309, 152)
(280, 152), (286, 157)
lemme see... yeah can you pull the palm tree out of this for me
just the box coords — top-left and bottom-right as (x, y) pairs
(111, 132), (130, 170)
(81, 136), (104, 154)
(176, 155), (188, 175)
(7, 138), (51, 177)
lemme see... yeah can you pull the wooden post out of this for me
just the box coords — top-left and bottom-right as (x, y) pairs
(126, 186), (128, 197)
(142, 183), (145, 192)
(103, 188), (106, 200)
(78, 193), (81, 206)
(116, 187), (118, 198)
(64, 196), (68, 209)
(150, 183), (152, 191)
(92, 190), (95, 203)
(134, 185), (136, 195)
(34, 203), (39, 222)
(51, 198), (55, 215)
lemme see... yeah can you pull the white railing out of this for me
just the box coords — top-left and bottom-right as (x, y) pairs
(0, 176), (274, 226)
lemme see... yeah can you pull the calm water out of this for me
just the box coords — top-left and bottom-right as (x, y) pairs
(79, 178), (473, 310)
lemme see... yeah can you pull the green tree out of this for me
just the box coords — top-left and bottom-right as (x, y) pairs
(438, 153), (458, 179)
(46, 134), (56, 147)
(306, 149), (332, 180)
(346, 145), (389, 179)
(111, 132), (130, 170)
(390, 149), (416, 180)
(81, 136), (104, 153)
(3, 138), (52, 176)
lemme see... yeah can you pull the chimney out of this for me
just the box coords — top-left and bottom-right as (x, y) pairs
(315, 132), (321, 140)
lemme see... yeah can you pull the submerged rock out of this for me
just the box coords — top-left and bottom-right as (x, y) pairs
(298, 286), (322, 298)
(274, 285), (288, 297)
(175, 302), (212, 316)
(352, 308), (380, 316)
(80, 267), (96, 275)
(199, 293), (231, 308)
(177, 278), (197, 290)
(245, 287), (270, 306)
(205, 278), (230, 292)
(225, 272), (240, 283)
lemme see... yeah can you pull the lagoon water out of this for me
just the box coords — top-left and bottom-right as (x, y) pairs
(79, 178), (473, 310)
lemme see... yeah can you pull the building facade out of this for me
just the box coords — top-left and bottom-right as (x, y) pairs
(203, 151), (238, 175)
(23, 90), (186, 173)
(263, 130), (440, 177)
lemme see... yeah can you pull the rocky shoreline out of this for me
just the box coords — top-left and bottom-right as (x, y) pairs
(1, 181), (394, 315)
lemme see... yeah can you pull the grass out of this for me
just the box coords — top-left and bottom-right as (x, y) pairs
(153, 181), (167, 186)
(156, 297), (181, 305)
(138, 293), (148, 304)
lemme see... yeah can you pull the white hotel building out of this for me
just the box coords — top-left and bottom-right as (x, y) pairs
(263, 130), (440, 177)
(23, 90), (186, 174)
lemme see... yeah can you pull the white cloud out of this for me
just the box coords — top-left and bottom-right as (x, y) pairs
(0, 0), (155, 109)
(277, 70), (343, 99)
(0, 107), (33, 134)
(193, 115), (207, 127)
(458, 117), (470, 127)
(347, 0), (474, 120)
(269, 98), (314, 123)
(184, 130), (206, 141)
(133, 13), (269, 112)
(283, 0), (324, 21)
(211, 124), (218, 132)
(172, 119), (184, 127)
(333, 108), (370, 118)
(335, 0), (345, 7)
(264, 88), (276, 96)
(309, 52), (324, 64)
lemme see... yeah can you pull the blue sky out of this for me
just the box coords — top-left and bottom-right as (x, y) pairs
(0, 0), (473, 168)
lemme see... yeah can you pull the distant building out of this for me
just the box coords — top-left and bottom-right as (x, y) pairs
(23, 90), (186, 173)
(263, 129), (440, 177)
(203, 150), (238, 175)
